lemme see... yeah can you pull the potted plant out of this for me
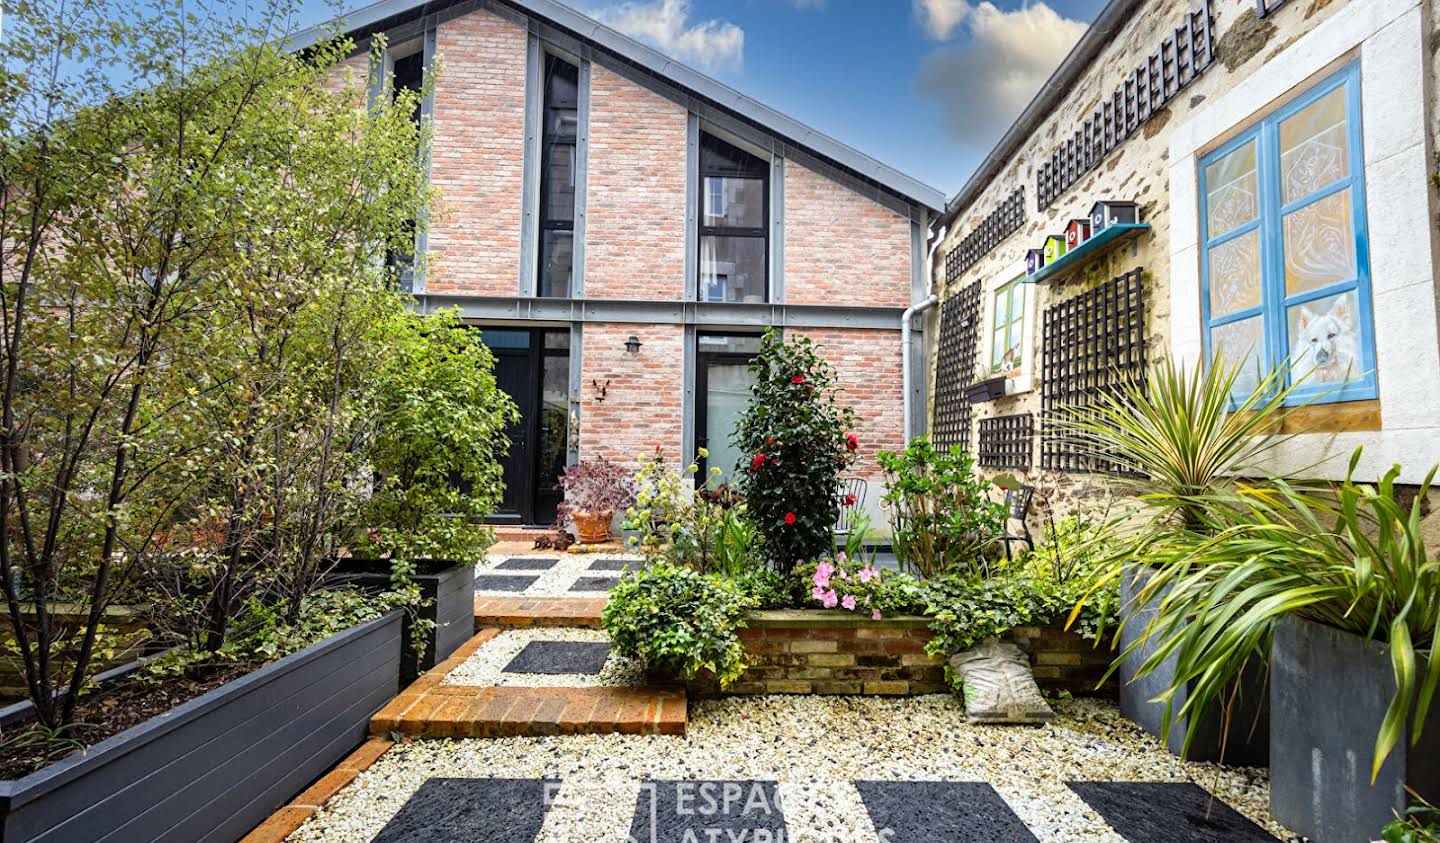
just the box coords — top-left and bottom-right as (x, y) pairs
(558, 457), (637, 544)
(1061, 358), (1303, 764)
(1129, 460), (1438, 843)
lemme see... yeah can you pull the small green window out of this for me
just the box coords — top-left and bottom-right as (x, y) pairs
(990, 276), (1026, 373)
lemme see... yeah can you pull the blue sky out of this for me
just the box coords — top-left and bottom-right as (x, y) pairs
(295, 0), (1106, 196)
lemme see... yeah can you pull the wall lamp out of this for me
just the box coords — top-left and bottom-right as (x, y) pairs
(624, 335), (643, 354)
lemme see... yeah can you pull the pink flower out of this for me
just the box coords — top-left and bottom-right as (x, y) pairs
(858, 566), (877, 584)
(835, 551), (847, 564)
(841, 594), (857, 611)
(811, 585), (827, 601)
(812, 562), (833, 589)
(872, 609), (883, 621)
(820, 590), (838, 609)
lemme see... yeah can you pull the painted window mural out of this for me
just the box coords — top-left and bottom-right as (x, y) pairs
(991, 276), (1026, 374)
(1198, 62), (1375, 404)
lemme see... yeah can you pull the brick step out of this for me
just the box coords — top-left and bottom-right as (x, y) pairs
(474, 596), (607, 630)
(371, 683), (686, 738)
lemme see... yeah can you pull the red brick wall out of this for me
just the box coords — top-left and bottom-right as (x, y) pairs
(783, 161), (912, 309)
(427, 9), (527, 295)
(325, 53), (371, 101)
(578, 323), (684, 468)
(792, 327), (904, 482)
(584, 65), (688, 301)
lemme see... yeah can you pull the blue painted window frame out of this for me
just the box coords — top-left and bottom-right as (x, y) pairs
(1198, 61), (1376, 406)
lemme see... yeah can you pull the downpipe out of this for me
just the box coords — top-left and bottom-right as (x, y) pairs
(901, 224), (948, 442)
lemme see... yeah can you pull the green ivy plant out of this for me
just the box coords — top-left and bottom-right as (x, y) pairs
(733, 329), (857, 576)
(602, 562), (757, 686)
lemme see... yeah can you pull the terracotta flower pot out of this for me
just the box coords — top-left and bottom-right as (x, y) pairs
(572, 509), (614, 544)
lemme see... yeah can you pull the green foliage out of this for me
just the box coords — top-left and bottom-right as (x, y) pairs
(730, 566), (794, 610)
(925, 566), (1115, 656)
(623, 448), (740, 573)
(1117, 452), (1439, 781)
(733, 329), (858, 576)
(602, 562), (757, 686)
(362, 308), (518, 564)
(877, 438), (1007, 579)
(1383, 798), (1440, 843)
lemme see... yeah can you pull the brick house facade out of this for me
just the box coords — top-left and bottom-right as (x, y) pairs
(925, 0), (1440, 526)
(303, 0), (943, 526)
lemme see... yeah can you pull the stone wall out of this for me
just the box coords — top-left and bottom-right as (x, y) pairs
(924, 0), (1358, 526)
(685, 610), (1114, 697)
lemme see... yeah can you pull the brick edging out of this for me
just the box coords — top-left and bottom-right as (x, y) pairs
(238, 738), (394, 843)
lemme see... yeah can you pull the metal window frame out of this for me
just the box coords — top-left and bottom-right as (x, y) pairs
(696, 132), (771, 304)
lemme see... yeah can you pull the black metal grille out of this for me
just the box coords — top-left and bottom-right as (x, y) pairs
(944, 189), (1026, 283)
(1041, 268), (1147, 473)
(978, 413), (1033, 471)
(1036, 0), (1214, 210)
(932, 281), (982, 451)
(1257, 0), (1289, 15)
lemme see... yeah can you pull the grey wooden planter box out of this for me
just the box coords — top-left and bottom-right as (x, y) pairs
(0, 610), (402, 843)
(1270, 615), (1439, 842)
(1118, 569), (1268, 765)
(327, 558), (475, 683)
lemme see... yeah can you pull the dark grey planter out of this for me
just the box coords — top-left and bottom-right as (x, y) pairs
(1118, 568), (1268, 765)
(0, 610), (402, 843)
(964, 376), (1008, 404)
(1270, 615), (1439, 843)
(327, 558), (475, 683)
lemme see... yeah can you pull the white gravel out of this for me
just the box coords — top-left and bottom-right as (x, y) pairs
(289, 695), (1292, 842)
(440, 627), (644, 688)
(474, 552), (640, 598)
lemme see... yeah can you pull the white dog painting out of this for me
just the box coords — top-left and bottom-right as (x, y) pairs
(1291, 294), (1360, 384)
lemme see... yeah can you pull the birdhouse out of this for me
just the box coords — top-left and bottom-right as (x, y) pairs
(1065, 219), (1091, 250)
(1025, 248), (1045, 275)
(1088, 200), (1140, 233)
(1043, 235), (1067, 265)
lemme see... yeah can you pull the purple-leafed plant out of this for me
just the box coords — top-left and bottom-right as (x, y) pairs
(558, 457), (637, 514)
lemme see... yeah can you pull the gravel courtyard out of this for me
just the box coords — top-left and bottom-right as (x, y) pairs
(289, 694), (1288, 842)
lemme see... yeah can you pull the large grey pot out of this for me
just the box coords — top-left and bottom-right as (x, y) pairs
(1118, 568), (1269, 765)
(1270, 614), (1440, 843)
(327, 557), (475, 683)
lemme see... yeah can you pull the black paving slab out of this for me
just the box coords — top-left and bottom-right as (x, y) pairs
(569, 575), (620, 592)
(372, 777), (556, 843)
(495, 557), (560, 570)
(588, 558), (643, 571)
(1067, 781), (1279, 842)
(628, 780), (786, 843)
(503, 641), (613, 675)
(855, 780), (1038, 842)
(473, 574), (540, 592)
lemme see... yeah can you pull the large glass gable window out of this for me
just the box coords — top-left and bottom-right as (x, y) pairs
(538, 55), (578, 298)
(699, 134), (768, 303)
(1199, 62), (1375, 405)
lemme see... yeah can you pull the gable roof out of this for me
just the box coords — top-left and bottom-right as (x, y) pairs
(290, 0), (944, 213)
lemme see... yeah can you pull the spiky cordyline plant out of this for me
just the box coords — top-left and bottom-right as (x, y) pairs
(1121, 452), (1438, 781)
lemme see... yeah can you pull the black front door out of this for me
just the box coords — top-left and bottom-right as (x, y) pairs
(480, 328), (569, 526)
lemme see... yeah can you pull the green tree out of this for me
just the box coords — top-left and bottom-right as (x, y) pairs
(362, 308), (519, 568)
(733, 329), (857, 575)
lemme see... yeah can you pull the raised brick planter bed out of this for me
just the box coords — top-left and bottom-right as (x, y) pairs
(682, 610), (1114, 697)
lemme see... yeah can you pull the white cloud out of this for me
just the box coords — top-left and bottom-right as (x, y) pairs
(914, 0), (973, 41)
(916, 2), (1087, 148)
(592, 0), (744, 74)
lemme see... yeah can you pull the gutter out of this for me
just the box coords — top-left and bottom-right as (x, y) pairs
(933, 0), (1146, 233)
(901, 223), (949, 440)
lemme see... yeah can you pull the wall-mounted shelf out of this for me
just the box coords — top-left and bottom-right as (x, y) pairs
(1026, 223), (1151, 286)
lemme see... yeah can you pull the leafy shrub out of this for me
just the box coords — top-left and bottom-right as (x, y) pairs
(730, 566), (793, 610)
(624, 448), (737, 573)
(877, 437), (1007, 579)
(925, 570), (1114, 656)
(1383, 798), (1440, 843)
(363, 308), (518, 564)
(602, 562), (756, 686)
(733, 329), (857, 575)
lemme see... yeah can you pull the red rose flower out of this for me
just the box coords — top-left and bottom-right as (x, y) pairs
(791, 375), (805, 384)
(767, 437), (775, 446)
(844, 494), (857, 507)
(783, 512), (797, 525)
(655, 444), (662, 453)
(752, 453), (767, 471)
(845, 433), (859, 451)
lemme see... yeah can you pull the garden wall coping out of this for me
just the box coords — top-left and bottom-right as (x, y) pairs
(742, 610), (931, 630)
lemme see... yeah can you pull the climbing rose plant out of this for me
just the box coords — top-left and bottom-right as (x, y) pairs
(733, 329), (857, 576)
